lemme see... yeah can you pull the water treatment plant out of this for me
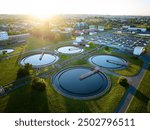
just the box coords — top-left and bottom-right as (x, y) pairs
(0, 14), (150, 113)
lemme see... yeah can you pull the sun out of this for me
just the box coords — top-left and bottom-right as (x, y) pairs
(29, 0), (55, 20)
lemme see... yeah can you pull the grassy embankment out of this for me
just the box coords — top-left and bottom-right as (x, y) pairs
(127, 65), (150, 112)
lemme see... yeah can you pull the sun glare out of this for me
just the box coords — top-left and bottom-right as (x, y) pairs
(32, 13), (51, 20)
(28, 0), (55, 20)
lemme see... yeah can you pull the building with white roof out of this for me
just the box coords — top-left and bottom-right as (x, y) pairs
(133, 46), (145, 56)
(75, 36), (84, 43)
(0, 31), (9, 41)
(98, 26), (105, 31)
(122, 26), (147, 32)
(128, 27), (147, 32)
(73, 36), (85, 46)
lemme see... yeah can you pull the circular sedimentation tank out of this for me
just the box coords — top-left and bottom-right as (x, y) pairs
(56, 46), (84, 54)
(52, 67), (111, 100)
(0, 49), (14, 54)
(89, 55), (128, 70)
(20, 53), (59, 68)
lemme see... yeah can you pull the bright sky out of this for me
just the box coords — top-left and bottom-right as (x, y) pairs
(0, 0), (150, 16)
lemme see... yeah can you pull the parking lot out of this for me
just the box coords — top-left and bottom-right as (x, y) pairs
(85, 33), (150, 51)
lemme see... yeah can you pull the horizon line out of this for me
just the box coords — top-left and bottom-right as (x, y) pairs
(0, 13), (150, 17)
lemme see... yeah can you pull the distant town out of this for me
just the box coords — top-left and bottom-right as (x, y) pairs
(0, 14), (150, 113)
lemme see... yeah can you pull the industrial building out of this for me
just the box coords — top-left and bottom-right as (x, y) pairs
(122, 26), (147, 33)
(133, 46), (145, 56)
(0, 31), (9, 41)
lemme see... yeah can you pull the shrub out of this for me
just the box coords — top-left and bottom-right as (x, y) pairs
(118, 77), (129, 88)
(104, 46), (109, 51)
(31, 77), (46, 91)
(17, 67), (30, 78)
(88, 41), (95, 48)
(17, 63), (32, 78)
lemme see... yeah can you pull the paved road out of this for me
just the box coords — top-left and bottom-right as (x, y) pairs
(115, 61), (149, 113)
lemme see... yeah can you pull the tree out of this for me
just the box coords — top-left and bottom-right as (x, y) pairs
(88, 41), (95, 48)
(31, 77), (46, 91)
(118, 77), (129, 89)
(104, 46), (110, 51)
(17, 63), (32, 79)
(24, 63), (32, 70)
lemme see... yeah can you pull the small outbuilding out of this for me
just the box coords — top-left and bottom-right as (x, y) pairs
(133, 46), (145, 56)
(76, 36), (84, 42)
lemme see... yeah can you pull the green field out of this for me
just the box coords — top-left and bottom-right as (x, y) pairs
(0, 56), (20, 85)
(146, 43), (150, 52)
(127, 65), (150, 113)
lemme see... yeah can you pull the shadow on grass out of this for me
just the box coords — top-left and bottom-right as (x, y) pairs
(147, 65), (150, 71)
(129, 85), (149, 103)
(115, 85), (149, 112)
(4, 84), (49, 113)
(64, 98), (91, 113)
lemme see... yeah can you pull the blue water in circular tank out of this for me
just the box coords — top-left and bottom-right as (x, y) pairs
(52, 67), (111, 100)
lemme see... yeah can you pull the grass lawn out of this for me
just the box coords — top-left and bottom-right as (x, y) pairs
(127, 65), (150, 113)
(146, 43), (150, 52)
(10, 44), (27, 55)
(25, 36), (72, 51)
(112, 53), (143, 76)
(25, 36), (51, 51)
(0, 56), (20, 85)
